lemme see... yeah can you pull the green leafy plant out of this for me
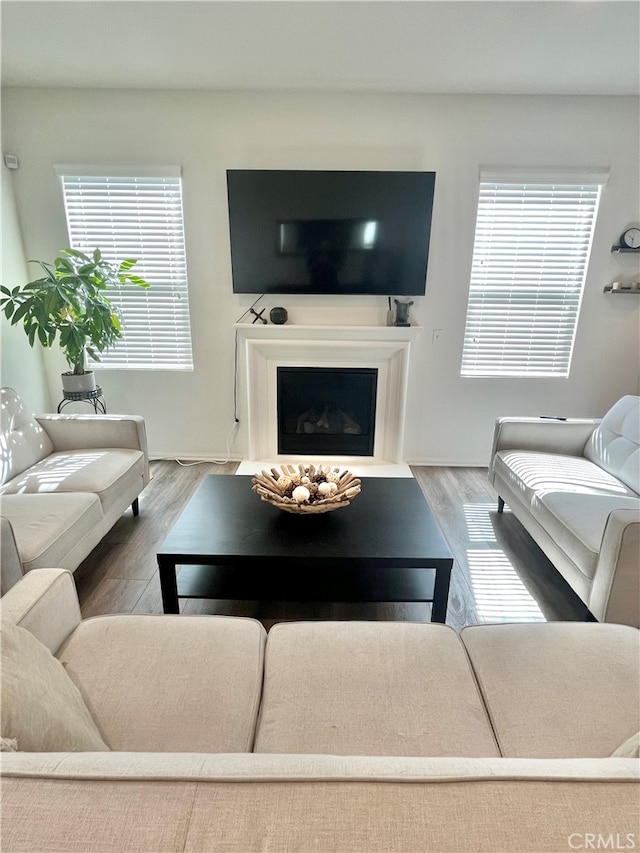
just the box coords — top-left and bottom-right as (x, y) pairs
(1, 248), (149, 375)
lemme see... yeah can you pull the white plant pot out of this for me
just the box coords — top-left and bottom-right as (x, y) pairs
(61, 371), (96, 394)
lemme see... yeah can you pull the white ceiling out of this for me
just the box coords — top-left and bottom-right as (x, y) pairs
(2, 1), (639, 96)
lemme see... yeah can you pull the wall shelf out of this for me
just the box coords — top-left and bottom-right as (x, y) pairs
(603, 285), (640, 294)
(611, 246), (640, 253)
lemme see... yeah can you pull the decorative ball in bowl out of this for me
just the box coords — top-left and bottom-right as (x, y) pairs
(252, 464), (361, 514)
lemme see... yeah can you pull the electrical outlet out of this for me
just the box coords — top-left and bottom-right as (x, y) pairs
(3, 154), (19, 170)
(432, 329), (443, 344)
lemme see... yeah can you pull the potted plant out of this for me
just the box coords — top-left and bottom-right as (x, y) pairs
(1, 248), (149, 393)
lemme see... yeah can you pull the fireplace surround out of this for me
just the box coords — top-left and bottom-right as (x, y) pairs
(235, 314), (421, 469)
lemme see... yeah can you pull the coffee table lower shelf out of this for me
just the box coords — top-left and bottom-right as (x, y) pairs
(160, 561), (451, 621)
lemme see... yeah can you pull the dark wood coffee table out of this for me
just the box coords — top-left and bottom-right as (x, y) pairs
(157, 475), (453, 622)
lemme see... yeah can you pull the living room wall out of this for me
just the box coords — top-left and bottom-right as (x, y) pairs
(1, 167), (51, 413)
(2, 88), (638, 464)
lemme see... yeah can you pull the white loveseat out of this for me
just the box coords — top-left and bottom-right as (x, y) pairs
(0, 387), (150, 594)
(1, 569), (638, 852)
(489, 395), (640, 627)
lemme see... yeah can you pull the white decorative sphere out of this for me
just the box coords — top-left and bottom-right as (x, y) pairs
(327, 481), (338, 493)
(317, 481), (332, 496)
(292, 485), (310, 504)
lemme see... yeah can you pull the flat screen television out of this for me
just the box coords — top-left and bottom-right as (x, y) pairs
(226, 170), (436, 295)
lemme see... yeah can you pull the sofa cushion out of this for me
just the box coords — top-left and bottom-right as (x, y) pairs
(531, 491), (640, 580)
(461, 623), (640, 758)
(0, 619), (109, 752)
(584, 395), (640, 494)
(493, 450), (636, 510)
(0, 387), (53, 486)
(254, 621), (500, 757)
(0, 493), (102, 570)
(58, 614), (266, 753)
(0, 448), (145, 515)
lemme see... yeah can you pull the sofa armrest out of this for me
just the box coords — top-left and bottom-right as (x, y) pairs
(589, 510), (640, 627)
(36, 414), (149, 483)
(490, 417), (600, 464)
(1, 517), (25, 595)
(0, 569), (81, 653)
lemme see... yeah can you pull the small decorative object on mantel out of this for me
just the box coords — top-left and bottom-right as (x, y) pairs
(269, 306), (288, 324)
(252, 464), (361, 514)
(392, 298), (414, 327)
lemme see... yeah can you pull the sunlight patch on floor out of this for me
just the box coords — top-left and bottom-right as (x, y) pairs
(463, 503), (497, 543)
(467, 549), (545, 622)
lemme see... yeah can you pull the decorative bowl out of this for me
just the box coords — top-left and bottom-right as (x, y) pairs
(252, 464), (361, 514)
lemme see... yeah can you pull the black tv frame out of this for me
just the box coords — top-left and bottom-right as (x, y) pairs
(227, 169), (436, 296)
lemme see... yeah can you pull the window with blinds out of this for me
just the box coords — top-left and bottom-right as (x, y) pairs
(56, 166), (193, 370)
(461, 169), (607, 378)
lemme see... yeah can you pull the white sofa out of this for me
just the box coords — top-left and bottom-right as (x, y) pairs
(0, 387), (150, 594)
(1, 569), (638, 852)
(489, 395), (640, 627)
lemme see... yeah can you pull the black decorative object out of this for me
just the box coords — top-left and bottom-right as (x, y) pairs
(270, 307), (288, 325)
(393, 298), (414, 327)
(250, 307), (267, 324)
(57, 386), (106, 414)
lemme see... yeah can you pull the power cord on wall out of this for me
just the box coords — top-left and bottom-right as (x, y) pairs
(152, 295), (266, 467)
(233, 294), (264, 423)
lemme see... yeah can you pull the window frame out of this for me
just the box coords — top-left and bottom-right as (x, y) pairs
(56, 164), (194, 371)
(460, 167), (608, 379)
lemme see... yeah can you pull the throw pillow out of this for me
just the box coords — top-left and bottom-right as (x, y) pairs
(610, 732), (640, 758)
(1, 619), (109, 751)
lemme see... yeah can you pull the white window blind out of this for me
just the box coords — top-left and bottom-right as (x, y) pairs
(461, 169), (607, 378)
(56, 165), (193, 370)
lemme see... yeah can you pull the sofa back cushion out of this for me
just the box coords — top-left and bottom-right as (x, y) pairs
(584, 395), (640, 494)
(1, 388), (53, 486)
(254, 621), (500, 757)
(58, 614), (267, 753)
(461, 622), (640, 758)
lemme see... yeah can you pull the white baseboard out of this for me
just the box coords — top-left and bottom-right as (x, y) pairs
(149, 454), (488, 469)
(406, 459), (489, 468)
(149, 452), (488, 476)
(149, 453), (242, 464)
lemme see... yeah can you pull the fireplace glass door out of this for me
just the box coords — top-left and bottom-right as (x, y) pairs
(277, 367), (378, 456)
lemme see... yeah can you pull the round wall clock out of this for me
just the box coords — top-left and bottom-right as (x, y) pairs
(621, 227), (640, 249)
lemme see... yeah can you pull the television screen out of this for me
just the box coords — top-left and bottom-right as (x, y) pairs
(226, 170), (436, 295)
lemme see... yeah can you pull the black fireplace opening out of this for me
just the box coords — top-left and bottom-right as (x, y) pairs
(277, 367), (378, 456)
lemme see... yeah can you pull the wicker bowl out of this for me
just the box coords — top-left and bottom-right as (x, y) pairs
(252, 464), (361, 514)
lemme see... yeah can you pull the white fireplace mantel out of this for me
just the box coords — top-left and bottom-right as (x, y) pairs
(234, 321), (423, 343)
(235, 322), (422, 473)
